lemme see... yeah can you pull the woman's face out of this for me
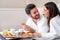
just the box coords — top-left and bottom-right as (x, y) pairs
(43, 6), (49, 18)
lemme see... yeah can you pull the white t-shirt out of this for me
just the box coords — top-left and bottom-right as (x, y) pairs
(50, 15), (60, 37)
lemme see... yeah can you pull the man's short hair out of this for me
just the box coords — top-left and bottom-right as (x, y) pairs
(25, 4), (36, 14)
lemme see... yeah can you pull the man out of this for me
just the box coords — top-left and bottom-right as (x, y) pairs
(21, 4), (49, 36)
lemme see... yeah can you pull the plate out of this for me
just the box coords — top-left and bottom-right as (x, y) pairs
(5, 36), (33, 38)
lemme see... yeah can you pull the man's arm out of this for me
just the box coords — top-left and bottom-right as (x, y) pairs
(21, 23), (35, 33)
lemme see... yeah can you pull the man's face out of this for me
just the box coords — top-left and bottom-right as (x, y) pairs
(29, 7), (40, 19)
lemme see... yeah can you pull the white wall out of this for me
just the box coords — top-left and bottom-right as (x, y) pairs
(0, 8), (27, 31)
(0, 0), (60, 8)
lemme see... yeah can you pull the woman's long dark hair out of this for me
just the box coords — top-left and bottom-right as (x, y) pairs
(44, 2), (60, 27)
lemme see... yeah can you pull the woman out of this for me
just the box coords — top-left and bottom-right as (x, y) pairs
(43, 2), (60, 39)
(33, 2), (58, 39)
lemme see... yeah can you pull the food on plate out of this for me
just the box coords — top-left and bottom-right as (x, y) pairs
(2, 30), (9, 35)
(2, 30), (15, 37)
(18, 32), (25, 36)
(5, 33), (15, 37)
(18, 32), (33, 36)
(2, 29), (33, 37)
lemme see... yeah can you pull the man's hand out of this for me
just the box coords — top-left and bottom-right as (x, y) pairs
(21, 23), (27, 30)
(21, 23), (35, 33)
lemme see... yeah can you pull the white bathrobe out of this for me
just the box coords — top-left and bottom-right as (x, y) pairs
(50, 15), (60, 37)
